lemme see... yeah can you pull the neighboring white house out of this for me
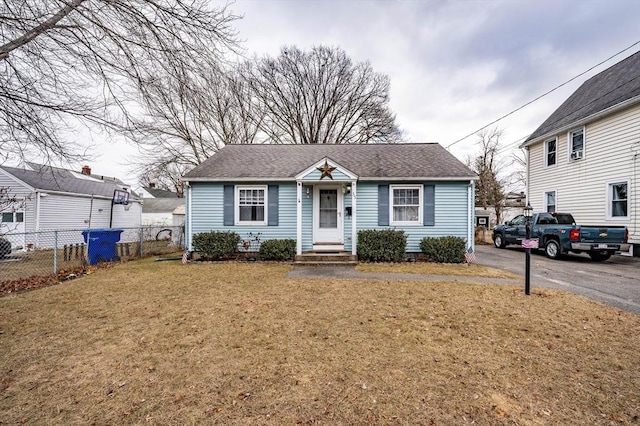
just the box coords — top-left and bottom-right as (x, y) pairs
(0, 163), (142, 249)
(142, 198), (185, 226)
(138, 184), (184, 227)
(521, 51), (640, 256)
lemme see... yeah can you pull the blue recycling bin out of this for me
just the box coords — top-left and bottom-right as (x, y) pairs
(81, 228), (123, 265)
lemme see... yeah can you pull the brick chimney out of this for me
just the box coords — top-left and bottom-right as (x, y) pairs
(81, 165), (91, 175)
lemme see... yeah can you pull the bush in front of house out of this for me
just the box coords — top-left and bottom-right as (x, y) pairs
(357, 229), (407, 262)
(192, 231), (241, 260)
(259, 239), (296, 261)
(420, 236), (466, 263)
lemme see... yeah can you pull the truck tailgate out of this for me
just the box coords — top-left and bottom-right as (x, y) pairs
(578, 226), (627, 243)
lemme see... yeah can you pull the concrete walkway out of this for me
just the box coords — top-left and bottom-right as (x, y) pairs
(286, 265), (523, 285)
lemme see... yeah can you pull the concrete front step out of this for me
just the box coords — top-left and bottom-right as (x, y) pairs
(294, 251), (358, 265)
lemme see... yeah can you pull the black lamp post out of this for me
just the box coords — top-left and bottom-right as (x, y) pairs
(524, 203), (534, 295)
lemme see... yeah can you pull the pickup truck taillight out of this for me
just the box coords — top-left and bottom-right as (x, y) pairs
(569, 229), (581, 241)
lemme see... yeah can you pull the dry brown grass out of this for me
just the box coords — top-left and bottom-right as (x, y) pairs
(1, 260), (638, 425)
(357, 262), (519, 279)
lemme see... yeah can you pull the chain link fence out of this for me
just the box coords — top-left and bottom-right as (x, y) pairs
(0, 226), (184, 285)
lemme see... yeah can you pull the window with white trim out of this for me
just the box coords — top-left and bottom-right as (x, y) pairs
(545, 138), (557, 167)
(544, 191), (556, 213)
(390, 185), (422, 225)
(569, 128), (584, 161)
(236, 186), (266, 225)
(609, 181), (628, 218)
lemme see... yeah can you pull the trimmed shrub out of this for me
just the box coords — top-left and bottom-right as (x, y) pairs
(192, 231), (240, 260)
(357, 229), (406, 262)
(259, 239), (296, 261)
(420, 236), (466, 263)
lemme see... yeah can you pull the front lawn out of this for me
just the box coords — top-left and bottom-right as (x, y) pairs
(1, 260), (638, 424)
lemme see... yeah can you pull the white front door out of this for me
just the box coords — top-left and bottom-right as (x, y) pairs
(313, 186), (343, 244)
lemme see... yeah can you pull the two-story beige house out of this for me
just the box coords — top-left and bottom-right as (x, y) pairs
(521, 51), (640, 256)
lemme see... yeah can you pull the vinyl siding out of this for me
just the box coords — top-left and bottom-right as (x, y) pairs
(300, 169), (352, 181)
(356, 182), (470, 252)
(301, 185), (313, 251)
(190, 182), (298, 247)
(0, 171), (35, 232)
(528, 104), (640, 245)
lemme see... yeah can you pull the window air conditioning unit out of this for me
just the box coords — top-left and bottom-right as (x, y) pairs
(571, 151), (583, 160)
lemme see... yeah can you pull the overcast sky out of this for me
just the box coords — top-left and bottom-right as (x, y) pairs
(95, 0), (640, 188)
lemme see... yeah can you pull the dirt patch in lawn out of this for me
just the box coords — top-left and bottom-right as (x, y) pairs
(1, 260), (638, 425)
(357, 262), (519, 279)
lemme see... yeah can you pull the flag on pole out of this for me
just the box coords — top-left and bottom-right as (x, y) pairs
(182, 251), (189, 264)
(464, 246), (476, 263)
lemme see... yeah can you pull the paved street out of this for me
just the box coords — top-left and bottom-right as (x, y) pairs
(474, 244), (640, 315)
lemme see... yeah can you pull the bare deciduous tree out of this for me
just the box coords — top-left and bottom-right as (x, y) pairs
(0, 0), (240, 164)
(246, 45), (401, 145)
(468, 128), (507, 223)
(126, 63), (263, 189)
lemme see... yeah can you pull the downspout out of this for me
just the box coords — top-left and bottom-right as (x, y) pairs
(296, 181), (302, 255)
(35, 191), (41, 232)
(468, 180), (474, 250)
(186, 182), (192, 251)
(525, 147), (530, 203)
(35, 191), (41, 248)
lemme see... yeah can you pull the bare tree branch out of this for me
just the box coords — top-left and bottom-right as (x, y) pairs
(0, 0), (240, 164)
(245, 46), (401, 145)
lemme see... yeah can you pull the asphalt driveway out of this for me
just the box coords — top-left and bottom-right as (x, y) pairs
(474, 244), (640, 315)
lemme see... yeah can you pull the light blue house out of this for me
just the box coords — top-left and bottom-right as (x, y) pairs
(182, 143), (477, 257)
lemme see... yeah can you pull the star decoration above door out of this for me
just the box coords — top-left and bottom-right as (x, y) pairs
(317, 160), (337, 180)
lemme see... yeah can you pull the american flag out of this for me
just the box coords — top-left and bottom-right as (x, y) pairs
(464, 246), (476, 263)
(182, 251), (189, 264)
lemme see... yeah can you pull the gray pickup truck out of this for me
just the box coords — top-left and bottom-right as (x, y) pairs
(492, 212), (629, 261)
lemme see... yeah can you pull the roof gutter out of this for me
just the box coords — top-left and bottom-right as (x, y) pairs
(35, 189), (141, 202)
(520, 95), (640, 149)
(183, 176), (479, 183)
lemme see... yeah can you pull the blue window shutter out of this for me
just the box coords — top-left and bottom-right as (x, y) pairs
(268, 185), (279, 226)
(424, 184), (435, 226)
(223, 185), (234, 226)
(378, 184), (389, 226)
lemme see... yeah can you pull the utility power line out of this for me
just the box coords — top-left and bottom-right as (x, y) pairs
(446, 40), (640, 150)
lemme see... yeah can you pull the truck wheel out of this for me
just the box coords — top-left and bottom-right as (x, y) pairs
(493, 234), (506, 249)
(589, 252), (611, 262)
(545, 240), (561, 259)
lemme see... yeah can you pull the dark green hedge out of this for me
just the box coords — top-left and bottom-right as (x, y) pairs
(357, 229), (407, 262)
(420, 236), (466, 263)
(192, 231), (240, 260)
(259, 239), (296, 261)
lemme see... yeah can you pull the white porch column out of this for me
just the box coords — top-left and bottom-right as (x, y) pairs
(351, 180), (357, 256)
(296, 181), (302, 255)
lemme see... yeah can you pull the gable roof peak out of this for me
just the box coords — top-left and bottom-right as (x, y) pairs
(523, 50), (640, 146)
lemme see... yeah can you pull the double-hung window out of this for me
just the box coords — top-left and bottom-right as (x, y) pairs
(1, 212), (23, 223)
(390, 185), (422, 225)
(236, 186), (266, 225)
(609, 181), (628, 219)
(569, 128), (584, 161)
(545, 138), (557, 167)
(544, 191), (556, 213)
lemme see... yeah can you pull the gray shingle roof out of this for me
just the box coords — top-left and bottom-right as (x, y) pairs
(524, 51), (640, 145)
(143, 187), (179, 198)
(1, 164), (141, 200)
(183, 143), (476, 181)
(142, 198), (184, 213)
